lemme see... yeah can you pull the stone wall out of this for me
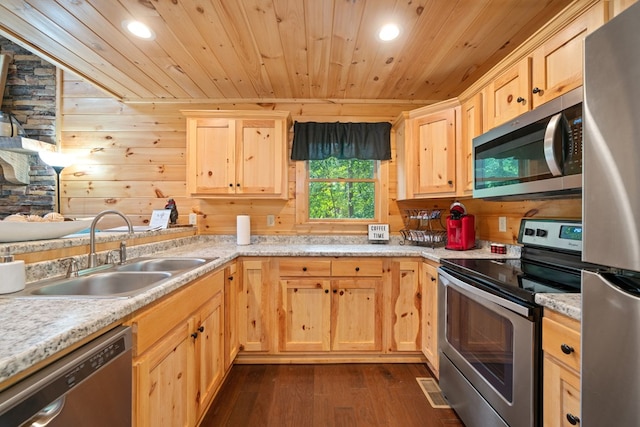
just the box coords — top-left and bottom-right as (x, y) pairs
(0, 36), (57, 218)
(0, 154), (56, 219)
(1, 36), (56, 142)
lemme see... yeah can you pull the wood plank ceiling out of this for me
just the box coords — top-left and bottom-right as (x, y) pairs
(0, 0), (573, 104)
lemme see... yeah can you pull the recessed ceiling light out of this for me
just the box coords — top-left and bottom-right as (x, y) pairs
(378, 23), (400, 41)
(123, 20), (155, 40)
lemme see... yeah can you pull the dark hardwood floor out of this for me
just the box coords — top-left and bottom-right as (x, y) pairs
(200, 363), (464, 427)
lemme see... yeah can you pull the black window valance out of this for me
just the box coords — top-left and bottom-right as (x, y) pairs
(291, 121), (391, 161)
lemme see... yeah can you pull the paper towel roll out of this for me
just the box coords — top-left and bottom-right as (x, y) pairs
(0, 260), (25, 294)
(237, 215), (251, 245)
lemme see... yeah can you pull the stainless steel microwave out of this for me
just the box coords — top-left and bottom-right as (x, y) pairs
(473, 87), (583, 200)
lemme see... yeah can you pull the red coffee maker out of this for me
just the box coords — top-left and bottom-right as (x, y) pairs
(445, 202), (475, 250)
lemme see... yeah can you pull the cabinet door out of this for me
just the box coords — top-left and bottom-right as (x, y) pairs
(531, 3), (606, 108)
(486, 58), (531, 129)
(389, 260), (421, 352)
(240, 259), (272, 352)
(194, 289), (225, 421)
(236, 118), (286, 197)
(421, 262), (439, 377)
(331, 278), (383, 351)
(459, 93), (482, 196)
(542, 311), (581, 426)
(412, 108), (456, 195)
(278, 278), (331, 352)
(133, 322), (193, 427)
(543, 354), (581, 427)
(188, 117), (236, 195)
(224, 263), (240, 369)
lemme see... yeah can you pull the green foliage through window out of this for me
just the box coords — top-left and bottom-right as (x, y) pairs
(308, 158), (376, 220)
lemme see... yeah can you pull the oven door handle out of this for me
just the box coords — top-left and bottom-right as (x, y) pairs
(439, 269), (532, 317)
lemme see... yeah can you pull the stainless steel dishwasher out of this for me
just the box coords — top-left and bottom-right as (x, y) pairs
(0, 326), (132, 426)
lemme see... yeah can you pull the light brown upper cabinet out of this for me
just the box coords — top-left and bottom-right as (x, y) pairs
(485, 58), (531, 130)
(531, 2), (607, 108)
(459, 93), (483, 196)
(395, 99), (460, 200)
(485, 1), (608, 129)
(183, 111), (291, 199)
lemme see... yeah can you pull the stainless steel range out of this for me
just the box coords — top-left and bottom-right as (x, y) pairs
(438, 219), (598, 427)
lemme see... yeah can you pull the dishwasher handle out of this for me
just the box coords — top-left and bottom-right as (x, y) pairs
(25, 396), (65, 426)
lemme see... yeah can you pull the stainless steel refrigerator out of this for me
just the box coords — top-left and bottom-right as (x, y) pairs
(582, 2), (640, 425)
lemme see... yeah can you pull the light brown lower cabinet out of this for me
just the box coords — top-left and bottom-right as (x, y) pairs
(388, 259), (422, 352)
(275, 257), (423, 355)
(239, 258), (274, 352)
(542, 309), (581, 427)
(224, 261), (240, 370)
(421, 261), (439, 377)
(128, 269), (225, 427)
(277, 258), (384, 353)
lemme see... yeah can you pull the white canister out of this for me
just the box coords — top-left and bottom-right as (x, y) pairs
(0, 255), (26, 294)
(237, 215), (251, 245)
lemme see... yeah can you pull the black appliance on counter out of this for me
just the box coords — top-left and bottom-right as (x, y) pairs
(438, 219), (602, 427)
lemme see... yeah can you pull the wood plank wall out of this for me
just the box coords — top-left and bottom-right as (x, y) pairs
(59, 71), (580, 243)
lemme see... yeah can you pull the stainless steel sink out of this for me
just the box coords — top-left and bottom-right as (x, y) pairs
(26, 271), (172, 297)
(13, 257), (220, 299)
(116, 257), (209, 272)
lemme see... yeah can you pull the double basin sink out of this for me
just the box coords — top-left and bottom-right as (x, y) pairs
(17, 257), (219, 298)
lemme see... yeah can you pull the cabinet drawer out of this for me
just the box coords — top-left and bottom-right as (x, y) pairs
(542, 315), (581, 372)
(129, 270), (224, 356)
(332, 259), (384, 277)
(279, 259), (332, 276)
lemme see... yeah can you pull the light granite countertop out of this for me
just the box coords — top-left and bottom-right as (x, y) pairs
(0, 235), (577, 386)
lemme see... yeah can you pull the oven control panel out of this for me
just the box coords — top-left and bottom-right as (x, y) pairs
(518, 219), (582, 252)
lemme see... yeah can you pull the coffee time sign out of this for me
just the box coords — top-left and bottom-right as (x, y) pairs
(368, 224), (390, 242)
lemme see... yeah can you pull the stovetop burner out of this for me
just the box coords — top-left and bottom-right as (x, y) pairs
(440, 257), (581, 304)
(440, 219), (607, 304)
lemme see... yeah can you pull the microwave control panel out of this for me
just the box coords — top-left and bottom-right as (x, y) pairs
(564, 103), (583, 175)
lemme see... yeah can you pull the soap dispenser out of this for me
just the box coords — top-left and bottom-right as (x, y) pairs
(0, 251), (26, 294)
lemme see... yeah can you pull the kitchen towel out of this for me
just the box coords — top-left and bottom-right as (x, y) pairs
(237, 215), (251, 245)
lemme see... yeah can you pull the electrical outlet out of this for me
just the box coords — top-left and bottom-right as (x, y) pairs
(189, 213), (197, 225)
(267, 215), (275, 227)
(498, 216), (507, 232)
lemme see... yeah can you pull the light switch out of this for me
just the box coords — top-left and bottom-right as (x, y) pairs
(499, 216), (507, 232)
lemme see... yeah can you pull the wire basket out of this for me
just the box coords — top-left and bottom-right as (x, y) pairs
(399, 209), (447, 248)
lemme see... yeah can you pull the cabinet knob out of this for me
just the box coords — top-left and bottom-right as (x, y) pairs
(431, 276), (436, 282)
(447, 180), (453, 185)
(236, 183), (240, 187)
(198, 326), (205, 333)
(355, 267), (360, 272)
(325, 289), (329, 294)
(532, 87), (541, 94)
(302, 267), (307, 272)
(228, 276), (233, 281)
(516, 96), (525, 103)
(566, 413), (580, 425)
(333, 289), (338, 294)
(229, 183), (233, 187)
(560, 343), (574, 354)
(191, 332), (198, 339)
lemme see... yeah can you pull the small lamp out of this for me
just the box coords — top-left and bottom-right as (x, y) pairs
(38, 150), (74, 213)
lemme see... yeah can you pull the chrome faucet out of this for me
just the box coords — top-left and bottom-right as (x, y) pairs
(88, 210), (133, 268)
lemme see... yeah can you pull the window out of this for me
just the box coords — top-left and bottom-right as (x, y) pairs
(308, 157), (376, 220)
(291, 121), (390, 225)
(295, 158), (388, 224)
